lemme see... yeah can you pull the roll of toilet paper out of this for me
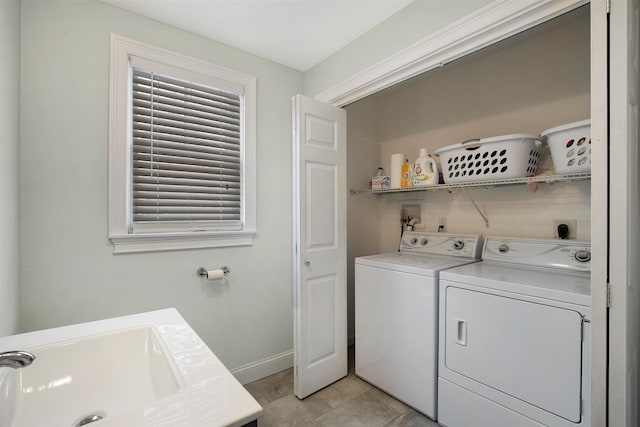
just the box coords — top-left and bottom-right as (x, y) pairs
(206, 269), (225, 280)
(390, 153), (405, 189)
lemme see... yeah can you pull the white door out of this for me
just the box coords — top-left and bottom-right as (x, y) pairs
(608, 0), (640, 426)
(292, 94), (347, 398)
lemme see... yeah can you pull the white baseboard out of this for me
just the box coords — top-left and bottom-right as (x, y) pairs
(232, 338), (354, 385)
(231, 349), (294, 385)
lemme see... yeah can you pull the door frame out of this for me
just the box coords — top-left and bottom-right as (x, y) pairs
(589, 0), (609, 424)
(607, 0), (640, 425)
(312, 1), (606, 425)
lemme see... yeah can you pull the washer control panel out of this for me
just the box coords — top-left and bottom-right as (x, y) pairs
(400, 232), (483, 259)
(483, 237), (591, 271)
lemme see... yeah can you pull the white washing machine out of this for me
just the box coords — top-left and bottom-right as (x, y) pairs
(437, 237), (591, 427)
(355, 232), (483, 419)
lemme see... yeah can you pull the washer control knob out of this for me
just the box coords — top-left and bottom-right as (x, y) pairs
(410, 237), (418, 245)
(454, 240), (465, 250)
(420, 238), (429, 246)
(498, 244), (510, 254)
(575, 250), (591, 263)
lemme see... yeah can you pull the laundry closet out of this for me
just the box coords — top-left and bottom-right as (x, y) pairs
(345, 5), (591, 335)
(339, 6), (595, 425)
(294, 0), (637, 423)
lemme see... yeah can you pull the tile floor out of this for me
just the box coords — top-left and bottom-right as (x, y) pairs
(244, 347), (439, 427)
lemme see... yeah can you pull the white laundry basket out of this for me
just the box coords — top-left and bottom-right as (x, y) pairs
(541, 119), (591, 174)
(435, 134), (542, 184)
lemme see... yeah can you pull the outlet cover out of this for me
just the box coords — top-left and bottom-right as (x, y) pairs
(553, 219), (577, 239)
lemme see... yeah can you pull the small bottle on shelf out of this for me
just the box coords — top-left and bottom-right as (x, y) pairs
(372, 166), (390, 190)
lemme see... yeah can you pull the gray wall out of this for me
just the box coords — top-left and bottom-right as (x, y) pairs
(0, 0), (21, 337)
(19, 0), (303, 370)
(303, 0), (493, 97)
(345, 99), (381, 343)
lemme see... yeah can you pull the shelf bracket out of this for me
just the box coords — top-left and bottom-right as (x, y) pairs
(461, 187), (489, 228)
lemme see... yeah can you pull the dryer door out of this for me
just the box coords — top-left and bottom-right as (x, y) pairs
(443, 285), (583, 422)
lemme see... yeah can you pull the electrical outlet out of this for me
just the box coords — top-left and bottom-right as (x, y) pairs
(438, 217), (447, 232)
(553, 219), (577, 239)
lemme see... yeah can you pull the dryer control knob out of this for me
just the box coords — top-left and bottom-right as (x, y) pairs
(454, 240), (465, 250)
(575, 250), (591, 263)
(498, 244), (510, 254)
(420, 238), (429, 246)
(410, 237), (418, 245)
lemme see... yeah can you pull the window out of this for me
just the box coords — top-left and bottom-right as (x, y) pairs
(109, 35), (256, 253)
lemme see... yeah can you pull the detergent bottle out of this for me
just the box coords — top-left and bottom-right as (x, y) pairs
(401, 158), (412, 188)
(412, 148), (438, 187)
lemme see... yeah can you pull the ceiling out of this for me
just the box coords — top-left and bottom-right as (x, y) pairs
(100, 0), (414, 72)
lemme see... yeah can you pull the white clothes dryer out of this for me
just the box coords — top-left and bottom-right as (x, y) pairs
(355, 232), (483, 419)
(437, 237), (591, 427)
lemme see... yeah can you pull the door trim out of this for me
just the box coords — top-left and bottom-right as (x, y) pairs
(315, 0), (587, 107)
(589, 1), (609, 426)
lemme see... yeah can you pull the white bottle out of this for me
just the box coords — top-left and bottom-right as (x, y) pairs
(412, 148), (438, 187)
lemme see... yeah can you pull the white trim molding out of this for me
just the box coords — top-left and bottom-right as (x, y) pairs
(109, 230), (254, 254)
(231, 350), (294, 385)
(315, 0), (587, 107)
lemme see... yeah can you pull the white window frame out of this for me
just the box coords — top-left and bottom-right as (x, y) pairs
(108, 34), (256, 253)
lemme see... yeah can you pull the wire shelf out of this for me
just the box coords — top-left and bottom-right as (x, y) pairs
(362, 172), (591, 194)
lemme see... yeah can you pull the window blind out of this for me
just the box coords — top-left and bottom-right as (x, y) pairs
(131, 67), (242, 231)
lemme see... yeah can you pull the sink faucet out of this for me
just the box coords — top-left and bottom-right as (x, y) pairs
(0, 351), (36, 368)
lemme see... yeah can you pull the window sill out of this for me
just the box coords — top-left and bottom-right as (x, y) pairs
(109, 230), (255, 253)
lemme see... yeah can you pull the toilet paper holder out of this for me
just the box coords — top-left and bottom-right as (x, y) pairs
(196, 266), (230, 278)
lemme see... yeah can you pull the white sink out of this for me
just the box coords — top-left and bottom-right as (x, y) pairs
(0, 309), (262, 427)
(3, 327), (182, 426)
